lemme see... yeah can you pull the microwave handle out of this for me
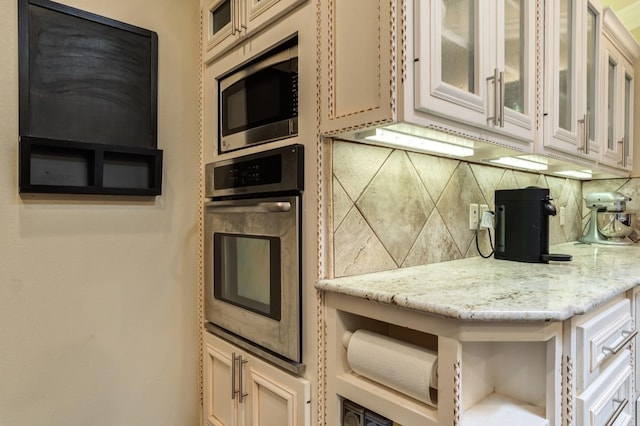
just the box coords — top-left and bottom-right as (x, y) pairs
(205, 201), (292, 214)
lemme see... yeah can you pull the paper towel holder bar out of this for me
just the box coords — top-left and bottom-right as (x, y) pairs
(342, 329), (439, 408)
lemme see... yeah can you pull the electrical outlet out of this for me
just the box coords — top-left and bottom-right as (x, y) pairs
(559, 206), (566, 226)
(469, 203), (479, 230)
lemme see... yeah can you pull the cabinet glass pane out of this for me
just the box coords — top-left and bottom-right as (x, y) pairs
(586, 6), (597, 140)
(559, 0), (573, 131)
(441, 0), (475, 93)
(211, 0), (231, 35)
(625, 74), (632, 157)
(608, 60), (616, 150)
(504, 0), (524, 113)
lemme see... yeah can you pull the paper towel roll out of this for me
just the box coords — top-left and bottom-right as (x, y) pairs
(343, 329), (438, 407)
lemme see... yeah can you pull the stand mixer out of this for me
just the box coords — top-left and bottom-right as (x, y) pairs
(581, 192), (635, 245)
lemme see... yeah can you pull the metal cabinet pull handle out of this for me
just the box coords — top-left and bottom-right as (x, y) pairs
(498, 70), (505, 127)
(240, 0), (247, 30)
(602, 330), (637, 356)
(487, 68), (500, 125)
(584, 113), (590, 154)
(605, 398), (628, 426)
(230, 0), (237, 35)
(618, 138), (626, 167)
(577, 115), (588, 154)
(238, 355), (248, 403)
(231, 352), (238, 399)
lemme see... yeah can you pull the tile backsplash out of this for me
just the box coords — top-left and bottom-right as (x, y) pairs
(331, 140), (584, 278)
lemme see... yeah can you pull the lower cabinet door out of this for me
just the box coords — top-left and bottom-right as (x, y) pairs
(243, 354), (311, 426)
(204, 342), (238, 426)
(203, 331), (311, 426)
(576, 350), (632, 426)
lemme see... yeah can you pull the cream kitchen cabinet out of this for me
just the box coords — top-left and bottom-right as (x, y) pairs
(202, 0), (305, 62)
(414, 0), (537, 142)
(203, 331), (311, 426)
(563, 296), (636, 426)
(319, 0), (534, 155)
(542, 0), (602, 162)
(600, 8), (640, 172)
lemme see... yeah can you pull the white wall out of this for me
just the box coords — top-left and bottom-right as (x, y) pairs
(0, 0), (201, 425)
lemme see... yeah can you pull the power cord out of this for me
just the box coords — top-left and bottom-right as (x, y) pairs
(475, 210), (495, 259)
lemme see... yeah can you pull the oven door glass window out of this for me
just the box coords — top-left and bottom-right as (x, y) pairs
(213, 233), (281, 320)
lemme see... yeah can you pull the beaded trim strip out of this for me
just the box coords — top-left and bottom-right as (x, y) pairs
(565, 355), (573, 426)
(197, 7), (205, 409)
(454, 360), (461, 426)
(315, 0), (326, 424)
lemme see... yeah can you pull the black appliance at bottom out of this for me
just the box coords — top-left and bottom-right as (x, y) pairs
(494, 187), (572, 263)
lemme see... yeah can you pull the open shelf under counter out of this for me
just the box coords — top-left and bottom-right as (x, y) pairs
(463, 393), (549, 426)
(323, 292), (563, 426)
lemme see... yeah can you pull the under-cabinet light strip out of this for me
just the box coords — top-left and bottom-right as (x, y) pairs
(489, 157), (548, 171)
(363, 128), (474, 158)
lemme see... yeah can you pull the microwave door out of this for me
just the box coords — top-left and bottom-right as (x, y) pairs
(220, 68), (296, 149)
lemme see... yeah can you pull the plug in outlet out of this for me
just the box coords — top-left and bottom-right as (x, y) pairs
(469, 203), (479, 230)
(479, 204), (492, 229)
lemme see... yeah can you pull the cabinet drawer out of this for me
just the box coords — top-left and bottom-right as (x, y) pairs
(576, 299), (634, 389)
(577, 349), (632, 426)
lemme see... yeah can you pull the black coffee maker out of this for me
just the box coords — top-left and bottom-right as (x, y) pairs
(494, 187), (572, 263)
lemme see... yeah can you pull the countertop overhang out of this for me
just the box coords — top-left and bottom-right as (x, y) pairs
(315, 242), (640, 322)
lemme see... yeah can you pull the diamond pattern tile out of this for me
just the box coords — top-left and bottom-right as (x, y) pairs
(330, 141), (593, 278)
(436, 163), (484, 255)
(333, 140), (391, 202)
(332, 176), (353, 231)
(334, 206), (397, 277)
(356, 151), (435, 265)
(403, 209), (462, 267)
(408, 152), (459, 204)
(469, 164), (504, 208)
(513, 170), (541, 189)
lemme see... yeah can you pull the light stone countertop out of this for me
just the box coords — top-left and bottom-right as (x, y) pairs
(315, 242), (640, 321)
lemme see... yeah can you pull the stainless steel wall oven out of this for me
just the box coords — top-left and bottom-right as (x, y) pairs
(204, 145), (304, 363)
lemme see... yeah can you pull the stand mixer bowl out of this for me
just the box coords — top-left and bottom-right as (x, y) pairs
(597, 212), (636, 238)
(581, 191), (635, 245)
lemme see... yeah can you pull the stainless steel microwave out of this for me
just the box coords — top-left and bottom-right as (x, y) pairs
(218, 40), (298, 154)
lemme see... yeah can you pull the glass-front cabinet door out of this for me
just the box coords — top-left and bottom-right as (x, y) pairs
(414, 0), (536, 142)
(601, 38), (635, 171)
(600, 7), (639, 172)
(543, 0), (601, 160)
(203, 0), (242, 59)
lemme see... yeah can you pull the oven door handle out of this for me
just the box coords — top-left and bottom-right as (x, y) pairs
(205, 201), (292, 214)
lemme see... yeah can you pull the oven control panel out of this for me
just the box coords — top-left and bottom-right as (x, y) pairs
(205, 144), (304, 198)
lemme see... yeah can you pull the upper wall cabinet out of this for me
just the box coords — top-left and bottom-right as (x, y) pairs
(414, 0), (537, 143)
(319, 0), (639, 177)
(319, 0), (534, 156)
(202, 0), (306, 62)
(542, 0), (602, 162)
(600, 8), (640, 172)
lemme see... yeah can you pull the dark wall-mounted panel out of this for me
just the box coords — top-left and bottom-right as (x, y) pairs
(18, 0), (161, 196)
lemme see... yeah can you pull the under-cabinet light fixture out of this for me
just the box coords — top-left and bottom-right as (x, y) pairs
(552, 170), (593, 179)
(488, 157), (548, 171)
(362, 128), (474, 158)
